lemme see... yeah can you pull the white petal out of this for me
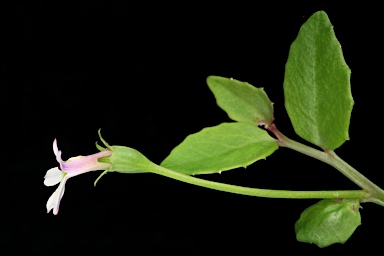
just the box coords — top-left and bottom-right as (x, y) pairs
(53, 178), (67, 215)
(46, 187), (59, 213)
(44, 167), (62, 186)
(46, 177), (68, 215)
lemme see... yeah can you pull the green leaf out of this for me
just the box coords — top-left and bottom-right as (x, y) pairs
(207, 76), (274, 126)
(295, 199), (361, 248)
(283, 11), (353, 150)
(160, 122), (278, 175)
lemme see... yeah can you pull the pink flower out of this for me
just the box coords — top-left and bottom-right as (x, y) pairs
(44, 139), (112, 215)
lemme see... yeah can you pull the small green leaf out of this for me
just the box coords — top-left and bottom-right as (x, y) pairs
(295, 199), (361, 248)
(207, 76), (274, 125)
(160, 122), (278, 175)
(284, 11), (353, 150)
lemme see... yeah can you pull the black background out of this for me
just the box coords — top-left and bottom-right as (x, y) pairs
(2, 1), (383, 255)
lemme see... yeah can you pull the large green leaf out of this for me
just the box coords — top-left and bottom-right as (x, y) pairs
(207, 76), (274, 126)
(284, 11), (353, 150)
(295, 199), (361, 248)
(160, 122), (278, 175)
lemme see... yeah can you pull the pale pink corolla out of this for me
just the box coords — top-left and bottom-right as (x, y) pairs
(44, 139), (112, 215)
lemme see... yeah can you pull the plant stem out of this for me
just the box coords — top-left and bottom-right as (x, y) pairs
(150, 164), (367, 200)
(267, 123), (384, 206)
(328, 151), (384, 206)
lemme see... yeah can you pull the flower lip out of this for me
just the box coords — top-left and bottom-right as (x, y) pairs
(44, 167), (63, 186)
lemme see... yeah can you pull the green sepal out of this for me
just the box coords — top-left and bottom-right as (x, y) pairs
(94, 170), (108, 187)
(96, 141), (105, 151)
(94, 145), (159, 185)
(108, 146), (158, 174)
(94, 130), (157, 185)
(98, 129), (111, 149)
(295, 199), (361, 247)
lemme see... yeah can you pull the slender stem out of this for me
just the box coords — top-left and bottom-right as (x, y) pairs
(267, 123), (384, 206)
(149, 164), (368, 199)
(328, 151), (384, 206)
(267, 123), (330, 163)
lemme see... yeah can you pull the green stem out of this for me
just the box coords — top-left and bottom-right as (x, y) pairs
(150, 164), (367, 199)
(328, 152), (384, 206)
(267, 123), (384, 206)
